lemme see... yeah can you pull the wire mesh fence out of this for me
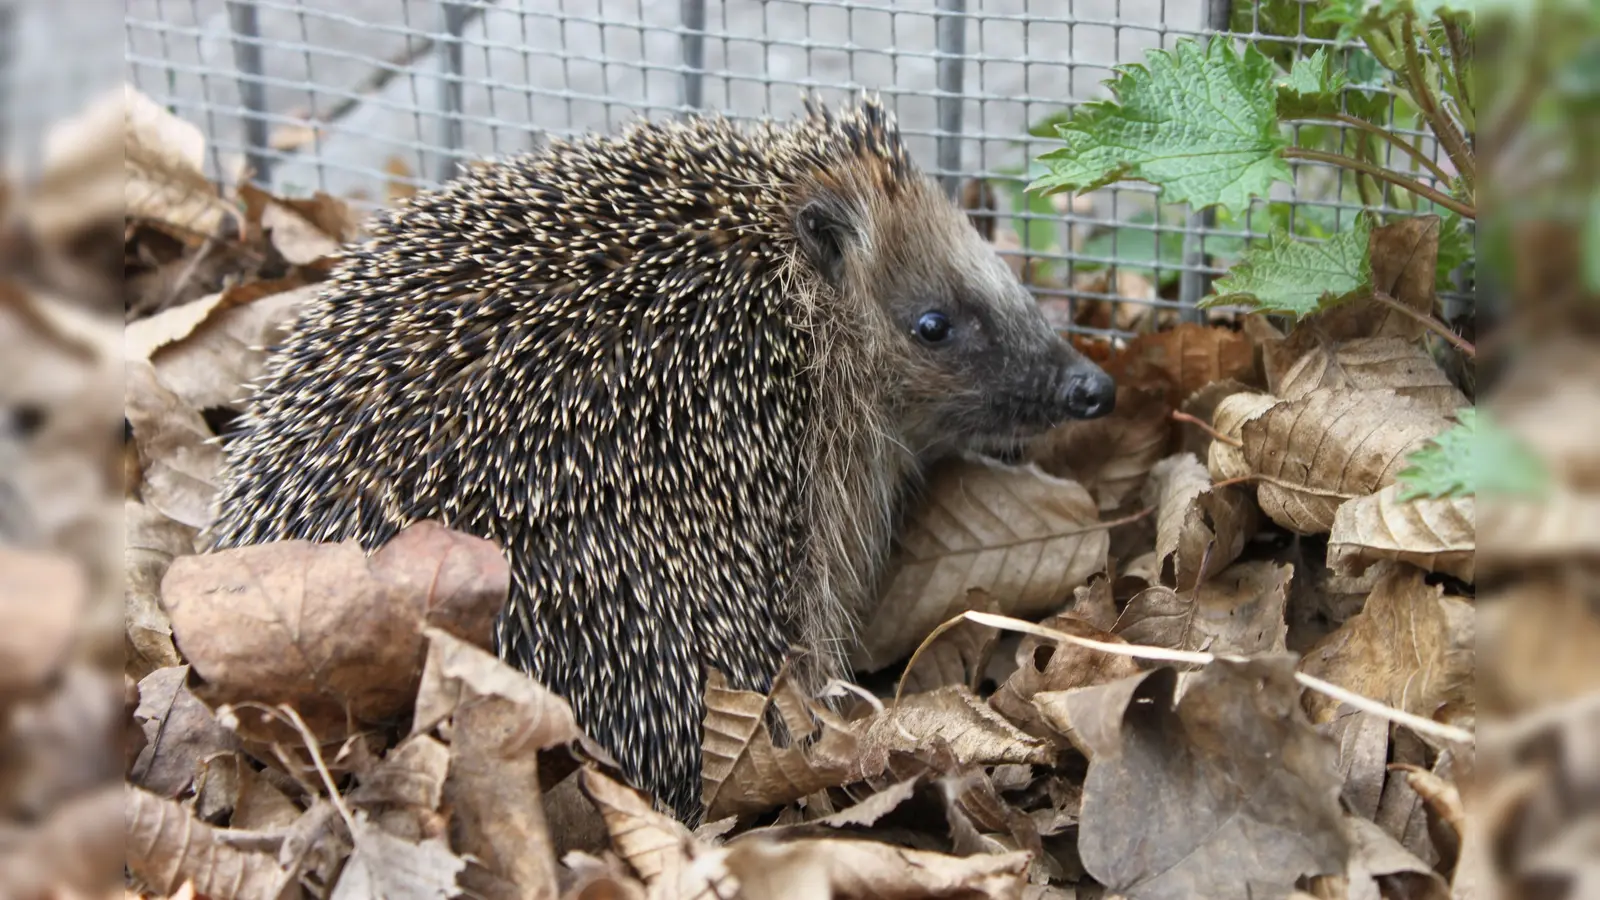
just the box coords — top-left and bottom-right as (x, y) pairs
(121, 0), (1469, 337)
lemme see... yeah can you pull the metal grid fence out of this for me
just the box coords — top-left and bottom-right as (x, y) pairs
(121, 0), (1467, 336)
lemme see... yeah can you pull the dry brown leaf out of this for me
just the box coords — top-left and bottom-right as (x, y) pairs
(125, 784), (301, 900)
(1028, 384), (1173, 511)
(124, 500), (193, 678)
(124, 86), (239, 238)
(125, 358), (222, 529)
(1206, 390), (1277, 483)
(1112, 561), (1291, 660)
(897, 590), (1001, 694)
(1275, 335), (1466, 416)
(1144, 453), (1255, 591)
(1298, 567), (1473, 727)
(719, 833), (1031, 900)
(1068, 660), (1348, 900)
(1366, 215), (1442, 343)
(1106, 322), (1257, 404)
(1328, 484), (1474, 582)
(162, 521), (508, 740)
(701, 670), (859, 821)
(1240, 388), (1450, 534)
(1339, 814), (1450, 900)
(1178, 378), (1256, 459)
(231, 764), (302, 832)
(329, 812), (466, 900)
(1327, 709), (1391, 822)
(990, 612), (1143, 740)
(129, 665), (239, 799)
(127, 282), (318, 411)
(261, 201), (342, 266)
(0, 545), (84, 707)
(861, 686), (1055, 774)
(857, 456), (1108, 672)
(411, 630), (568, 896)
(580, 767), (729, 896)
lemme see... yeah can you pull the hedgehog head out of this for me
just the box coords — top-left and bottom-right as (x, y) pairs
(786, 98), (1116, 460)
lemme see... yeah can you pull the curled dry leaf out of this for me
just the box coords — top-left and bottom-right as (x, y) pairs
(701, 670), (859, 821)
(1144, 453), (1255, 591)
(719, 833), (1031, 900)
(861, 686), (1054, 775)
(1365, 215), (1443, 344)
(1274, 334), (1466, 417)
(856, 456), (1108, 672)
(1239, 388), (1450, 534)
(125, 499), (193, 677)
(1112, 560), (1291, 661)
(1298, 567), (1474, 727)
(346, 734), (451, 842)
(1328, 483), (1474, 582)
(130, 665), (239, 799)
(126, 282), (320, 411)
(1067, 660), (1348, 900)
(162, 521), (508, 740)
(125, 359), (223, 529)
(125, 784), (301, 900)
(1206, 390), (1277, 483)
(124, 86), (239, 238)
(1178, 378), (1255, 459)
(1028, 384), (1173, 511)
(990, 611), (1142, 740)
(410, 628), (580, 896)
(580, 767), (730, 896)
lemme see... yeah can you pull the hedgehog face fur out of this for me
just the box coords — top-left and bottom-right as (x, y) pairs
(788, 155), (1114, 460)
(206, 96), (1114, 825)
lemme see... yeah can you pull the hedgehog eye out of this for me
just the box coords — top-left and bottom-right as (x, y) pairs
(915, 311), (953, 344)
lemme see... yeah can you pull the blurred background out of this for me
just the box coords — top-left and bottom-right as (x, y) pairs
(0, 1), (1594, 897)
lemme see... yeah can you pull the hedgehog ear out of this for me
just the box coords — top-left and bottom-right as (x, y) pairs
(796, 199), (857, 286)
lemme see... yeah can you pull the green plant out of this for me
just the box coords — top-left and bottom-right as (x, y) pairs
(1028, 0), (1476, 324)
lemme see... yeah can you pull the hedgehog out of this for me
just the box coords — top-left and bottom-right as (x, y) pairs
(206, 97), (1115, 824)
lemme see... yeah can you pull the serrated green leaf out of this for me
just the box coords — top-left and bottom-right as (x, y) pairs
(1202, 214), (1373, 318)
(1315, 0), (1475, 40)
(1396, 407), (1550, 501)
(1277, 49), (1350, 118)
(1028, 38), (1294, 212)
(1435, 211), (1474, 289)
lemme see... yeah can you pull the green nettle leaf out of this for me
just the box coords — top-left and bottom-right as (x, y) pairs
(1202, 214), (1373, 318)
(1435, 211), (1475, 290)
(1396, 408), (1550, 501)
(1314, 0), (1473, 40)
(1029, 38), (1294, 212)
(1276, 49), (1350, 118)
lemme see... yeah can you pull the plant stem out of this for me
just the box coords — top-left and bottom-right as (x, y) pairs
(1293, 113), (1456, 185)
(1371, 290), (1477, 358)
(1401, 14), (1476, 191)
(1172, 410), (1243, 447)
(1282, 147), (1476, 218)
(1441, 18), (1474, 129)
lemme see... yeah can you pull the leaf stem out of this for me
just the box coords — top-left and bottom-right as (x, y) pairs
(1171, 410), (1243, 447)
(1291, 114), (1455, 185)
(1441, 18), (1474, 131)
(1282, 147), (1475, 218)
(1401, 14), (1476, 191)
(1370, 290), (1477, 359)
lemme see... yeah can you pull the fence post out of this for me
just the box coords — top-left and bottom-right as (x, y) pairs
(435, 0), (469, 184)
(226, 1), (272, 186)
(680, 0), (706, 112)
(1179, 0), (1233, 321)
(934, 0), (967, 198)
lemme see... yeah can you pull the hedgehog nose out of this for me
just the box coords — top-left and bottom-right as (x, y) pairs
(1061, 369), (1116, 419)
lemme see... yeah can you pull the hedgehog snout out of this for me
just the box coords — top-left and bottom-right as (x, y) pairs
(1057, 366), (1116, 419)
